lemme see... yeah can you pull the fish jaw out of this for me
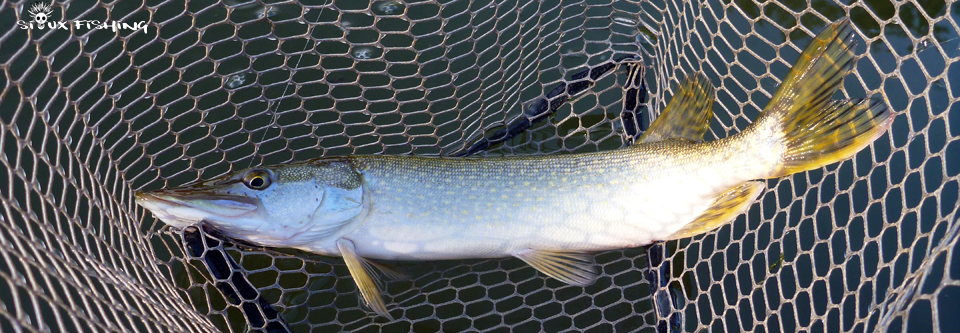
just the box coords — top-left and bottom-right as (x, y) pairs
(135, 190), (264, 231)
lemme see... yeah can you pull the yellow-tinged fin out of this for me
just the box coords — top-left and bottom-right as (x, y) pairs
(758, 20), (893, 177)
(639, 72), (714, 143)
(764, 20), (856, 119)
(365, 260), (407, 281)
(775, 98), (892, 176)
(336, 238), (393, 319)
(666, 181), (765, 240)
(513, 249), (598, 286)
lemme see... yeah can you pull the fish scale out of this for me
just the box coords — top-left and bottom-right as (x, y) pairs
(341, 138), (762, 261)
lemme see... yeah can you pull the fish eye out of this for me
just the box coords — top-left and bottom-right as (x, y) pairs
(243, 169), (271, 190)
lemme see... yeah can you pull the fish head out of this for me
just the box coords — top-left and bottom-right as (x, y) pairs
(136, 159), (366, 247)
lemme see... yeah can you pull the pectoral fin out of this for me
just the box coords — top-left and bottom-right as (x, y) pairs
(336, 238), (392, 319)
(365, 260), (407, 281)
(666, 181), (765, 240)
(513, 249), (598, 286)
(639, 72), (715, 143)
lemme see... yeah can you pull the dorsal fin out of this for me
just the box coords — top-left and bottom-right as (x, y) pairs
(639, 73), (715, 143)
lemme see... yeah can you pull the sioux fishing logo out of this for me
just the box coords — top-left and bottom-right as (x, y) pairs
(17, 1), (148, 34)
(27, 1), (53, 25)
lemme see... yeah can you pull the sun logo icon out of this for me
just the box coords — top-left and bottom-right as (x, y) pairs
(28, 1), (53, 25)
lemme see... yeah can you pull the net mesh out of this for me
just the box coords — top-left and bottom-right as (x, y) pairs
(0, 0), (957, 332)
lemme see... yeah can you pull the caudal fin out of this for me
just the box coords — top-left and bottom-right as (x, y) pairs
(760, 20), (893, 177)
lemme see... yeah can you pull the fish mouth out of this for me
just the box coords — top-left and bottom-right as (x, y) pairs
(135, 190), (260, 228)
(135, 191), (179, 206)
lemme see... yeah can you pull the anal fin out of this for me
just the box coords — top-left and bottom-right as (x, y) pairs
(513, 249), (598, 286)
(336, 238), (393, 319)
(666, 181), (765, 240)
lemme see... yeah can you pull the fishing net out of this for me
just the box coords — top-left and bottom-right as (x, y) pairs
(0, 0), (957, 331)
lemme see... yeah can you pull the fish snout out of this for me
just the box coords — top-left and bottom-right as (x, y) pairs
(136, 188), (261, 229)
(134, 190), (154, 205)
(135, 190), (184, 208)
(135, 190), (169, 209)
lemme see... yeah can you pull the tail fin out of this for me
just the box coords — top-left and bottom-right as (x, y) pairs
(759, 20), (893, 177)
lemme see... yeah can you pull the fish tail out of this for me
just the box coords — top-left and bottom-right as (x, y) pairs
(758, 20), (893, 178)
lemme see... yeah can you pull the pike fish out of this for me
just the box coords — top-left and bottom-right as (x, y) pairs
(136, 21), (892, 319)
